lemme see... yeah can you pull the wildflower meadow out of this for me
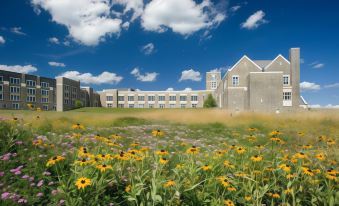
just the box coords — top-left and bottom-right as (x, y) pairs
(0, 109), (338, 205)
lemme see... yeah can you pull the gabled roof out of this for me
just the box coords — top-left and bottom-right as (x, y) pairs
(264, 54), (290, 70)
(253, 60), (272, 69)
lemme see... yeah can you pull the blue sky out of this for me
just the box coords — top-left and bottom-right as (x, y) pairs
(0, 0), (338, 106)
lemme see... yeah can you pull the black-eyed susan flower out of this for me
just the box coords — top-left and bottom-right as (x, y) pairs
(227, 187), (236, 192)
(224, 199), (235, 206)
(33, 139), (43, 146)
(152, 129), (164, 137)
(272, 193), (280, 199)
(125, 184), (131, 192)
(96, 164), (112, 172)
(223, 160), (235, 169)
(255, 144), (265, 150)
(202, 165), (212, 171)
(111, 134), (122, 139)
(72, 123), (84, 130)
(245, 195), (252, 201)
(248, 127), (257, 132)
(115, 152), (130, 161)
(294, 152), (307, 159)
(164, 180), (176, 187)
(302, 167), (314, 176)
(270, 130), (282, 136)
(155, 149), (169, 156)
(96, 154), (112, 160)
(284, 188), (293, 195)
(75, 177), (91, 190)
(46, 156), (65, 167)
(130, 142), (140, 147)
(302, 144), (313, 149)
(186, 146), (199, 154)
(318, 135), (327, 142)
(217, 176), (229, 187)
(248, 135), (257, 142)
(315, 153), (326, 161)
(75, 158), (92, 166)
(236, 147), (246, 154)
(327, 139), (336, 145)
(286, 173), (296, 179)
(250, 155), (263, 162)
(159, 157), (169, 164)
(278, 164), (291, 172)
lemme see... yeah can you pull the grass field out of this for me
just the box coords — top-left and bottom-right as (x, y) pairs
(0, 108), (338, 205)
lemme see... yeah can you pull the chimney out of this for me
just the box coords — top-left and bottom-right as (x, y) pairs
(289, 48), (300, 109)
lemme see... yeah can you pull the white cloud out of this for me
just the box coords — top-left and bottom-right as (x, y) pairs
(48, 61), (66, 67)
(141, 43), (155, 55)
(166, 87), (174, 91)
(57, 70), (122, 85)
(241, 10), (268, 29)
(325, 104), (339, 108)
(122, 22), (130, 30)
(141, 0), (226, 35)
(10, 27), (26, 35)
(48, 37), (59, 44)
(184, 87), (192, 91)
(32, 0), (122, 46)
(0, 64), (38, 74)
(113, 0), (144, 22)
(0, 36), (5, 44)
(179, 69), (202, 82)
(309, 104), (339, 109)
(310, 61), (324, 69)
(131, 67), (158, 82)
(230, 5), (241, 12)
(210, 66), (229, 73)
(300, 81), (321, 91)
(324, 83), (339, 89)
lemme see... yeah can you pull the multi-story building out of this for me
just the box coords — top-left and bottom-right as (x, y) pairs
(0, 48), (307, 112)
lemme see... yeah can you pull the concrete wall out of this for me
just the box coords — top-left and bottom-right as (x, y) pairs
(290, 48), (300, 109)
(249, 72), (283, 112)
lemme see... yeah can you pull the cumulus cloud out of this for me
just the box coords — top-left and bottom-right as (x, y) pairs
(209, 66), (229, 73)
(309, 104), (339, 109)
(241, 10), (268, 29)
(0, 64), (38, 74)
(32, 0), (122, 46)
(141, 0), (226, 35)
(141, 43), (155, 55)
(324, 83), (339, 89)
(48, 61), (66, 67)
(310, 61), (324, 69)
(179, 69), (202, 82)
(57, 70), (123, 85)
(230, 5), (241, 12)
(131, 67), (158, 82)
(113, 0), (144, 22)
(48, 37), (59, 44)
(0, 36), (5, 44)
(184, 87), (192, 91)
(300, 81), (321, 91)
(10, 27), (26, 35)
(166, 87), (174, 91)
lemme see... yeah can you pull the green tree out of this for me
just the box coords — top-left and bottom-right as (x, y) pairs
(75, 100), (83, 109)
(203, 94), (217, 108)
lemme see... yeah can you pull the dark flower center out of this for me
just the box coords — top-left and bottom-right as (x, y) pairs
(81, 180), (86, 184)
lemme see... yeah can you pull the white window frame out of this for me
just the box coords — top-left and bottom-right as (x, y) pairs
(169, 95), (176, 101)
(27, 88), (36, 95)
(26, 80), (36, 87)
(148, 96), (155, 101)
(191, 95), (198, 101)
(41, 82), (49, 88)
(159, 104), (165, 108)
(158, 95), (165, 101)
(179, 96), (187, 101)
(10, 77), (20, 85)
(10, 86), (20, 93)
(232, 75), (239, 86)
(138, 96), (144, 101)
(283, 75), (290, 86)
(12, 103), (20, 109)
(283, 91), (292, 107)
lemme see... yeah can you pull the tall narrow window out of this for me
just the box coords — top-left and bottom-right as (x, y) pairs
(283, 75), (290, 86)
(232, 75), (239, 86)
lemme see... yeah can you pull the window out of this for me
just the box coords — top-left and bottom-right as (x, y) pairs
(10, 86), (20, 93)
(0, 85), (3, 100)
(0, 76), (3, 82)
(169, 104), (176, 108)
(159, 104), (165, 108)
(283, 92), (291, 101)
(211, 81), (217, 89)
(12, 103), (20, 110)
(106, 96), (113, 101)
(26, 80), (36, 87)
(64, 99), (69, 104)
(283, 75), (290, 86)
(138, 104), (144, 108)
(42, 105), (48, 111)
(10, 77), (20, 85)
(27, 88), (36, 95)
(118, 96), (124, 101)
(10, 94), (20, 101)
(232, 75), (239, 86)
(148, 104), (154, 108)
(180, 96), (187, 101)
(26, 96), (36, 102)
(41, 97), (49, 103)
(118, 104), (124, 108)
(180, 104), (186, 108)
(128, 96), (134, 101)
(41, 82), (49, 88)
(107, 103), (113, 108)
(148, 96), (155, 101)
(169, 95), (176, 101)
(211, 74), (216, 81)
(138, 96), (144, 101)
(191, 95), (198, 101)
(158, 96), (165, 101)
(128, 104), (134, 108)
(192, 103), (197, 108)
(41, 89), (49, 96)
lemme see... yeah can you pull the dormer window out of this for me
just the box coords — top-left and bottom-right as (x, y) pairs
(232, 75), (239, 86)
(283, 75), (290, 86)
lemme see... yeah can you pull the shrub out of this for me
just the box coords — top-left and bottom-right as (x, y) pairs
(203, 94), (217, 108)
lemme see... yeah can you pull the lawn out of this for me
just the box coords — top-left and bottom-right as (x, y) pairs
(0, 108), (338, 205)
